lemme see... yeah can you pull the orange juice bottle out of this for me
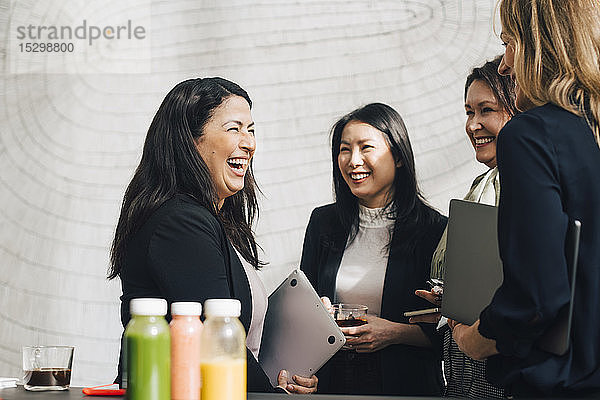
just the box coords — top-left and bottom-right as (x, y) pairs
(170, 302), (203, 400)
(200, 299), (246, 400)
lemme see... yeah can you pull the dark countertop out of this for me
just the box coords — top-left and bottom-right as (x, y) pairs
(0, 386), (441, 399)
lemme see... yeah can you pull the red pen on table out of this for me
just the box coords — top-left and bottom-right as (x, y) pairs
(82, 383), (125, 396)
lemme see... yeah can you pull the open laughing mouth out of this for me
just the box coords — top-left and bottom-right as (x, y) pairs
(227, 157), (248, 176)
(474, 136), (495, 148)
(350, 172), (371, 183)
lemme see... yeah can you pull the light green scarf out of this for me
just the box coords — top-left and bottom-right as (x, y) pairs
(430, 167), (500, 280)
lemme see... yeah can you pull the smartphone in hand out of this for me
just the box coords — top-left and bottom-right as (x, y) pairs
(403, 307), (440, 317)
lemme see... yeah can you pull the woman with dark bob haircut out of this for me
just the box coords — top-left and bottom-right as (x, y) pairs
(109, 77), (317, 394)
(300, 103), (447, 396)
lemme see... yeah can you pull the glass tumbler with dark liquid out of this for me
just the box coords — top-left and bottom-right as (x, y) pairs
(22, 346), (74, 391)
(333, 303), (368, 347)
(333, 304), (368, 327)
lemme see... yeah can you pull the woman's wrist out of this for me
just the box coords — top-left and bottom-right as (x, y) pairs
(394, 321), (432, 347)
(392, 321), (408, 345)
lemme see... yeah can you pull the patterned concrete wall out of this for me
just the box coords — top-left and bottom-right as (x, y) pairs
(0, 0), (503, 385)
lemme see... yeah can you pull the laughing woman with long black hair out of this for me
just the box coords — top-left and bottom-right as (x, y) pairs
(109, 77), (317, 394)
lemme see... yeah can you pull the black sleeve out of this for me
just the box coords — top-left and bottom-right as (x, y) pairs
(415, 216), (447, 349)
(247, 350), (276, 392)
(147, 206), (231, 303)
(300, 208), (320, 291)
(148, 205), (275, 392)
(478, 113), (570, 358)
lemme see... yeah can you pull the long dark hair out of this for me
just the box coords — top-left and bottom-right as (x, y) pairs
(330, 103), (442, 253)
(108, 77), (262, 280)
(465, 55), (518, 117)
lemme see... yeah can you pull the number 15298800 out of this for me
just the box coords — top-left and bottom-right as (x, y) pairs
(19, 42), (74, 52)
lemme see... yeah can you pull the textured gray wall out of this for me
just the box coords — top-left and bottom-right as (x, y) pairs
(1, 0), (502, 386)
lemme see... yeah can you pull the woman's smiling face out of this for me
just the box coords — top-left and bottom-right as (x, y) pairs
(337, 120), (399, 208)
(465, 79), (511, 168)
(195, 95), (255, 207)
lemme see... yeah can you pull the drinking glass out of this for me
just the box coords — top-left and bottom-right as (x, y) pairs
(332, 304), (368, 327)
(22, 346), (74, 391)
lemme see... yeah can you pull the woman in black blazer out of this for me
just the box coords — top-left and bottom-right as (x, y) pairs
(451, 0), (600, 397)
(108, 78), (317, 393)
(300, 103), (446, 396)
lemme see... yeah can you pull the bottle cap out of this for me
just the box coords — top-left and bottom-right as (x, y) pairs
(204, 299), (241, 317)
(130, 298), (167, 316)
(171, 301), (202, 316)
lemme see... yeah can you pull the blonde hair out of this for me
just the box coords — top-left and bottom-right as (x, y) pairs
(499, 0), (600, 147)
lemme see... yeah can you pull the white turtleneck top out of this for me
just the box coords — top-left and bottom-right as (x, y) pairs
(335, 205), (395, 317)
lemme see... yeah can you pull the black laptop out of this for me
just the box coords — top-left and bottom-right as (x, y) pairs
(441, 199), (581, 356)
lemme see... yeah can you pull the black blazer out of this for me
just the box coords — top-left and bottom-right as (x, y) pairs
(116, 194), (273, 392)
(479, 104), (600, 395)
(300, 203), (447, 396)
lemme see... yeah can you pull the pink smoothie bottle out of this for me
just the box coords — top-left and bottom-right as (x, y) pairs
(170, 302), (203, 400)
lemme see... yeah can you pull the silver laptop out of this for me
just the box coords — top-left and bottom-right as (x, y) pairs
(441, 199), (580, 356)
(259, 269), (345, 386)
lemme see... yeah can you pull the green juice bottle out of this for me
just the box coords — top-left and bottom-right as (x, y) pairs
(125, 298), (171, 400)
